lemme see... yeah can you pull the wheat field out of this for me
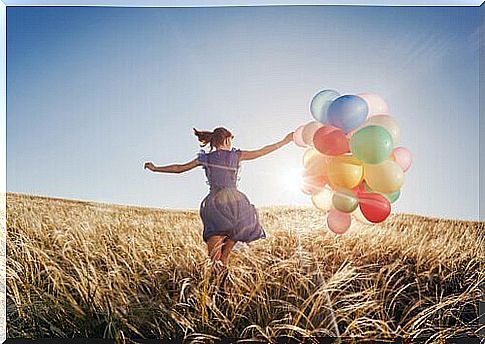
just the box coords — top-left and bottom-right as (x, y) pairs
(6, 192), (484, 343)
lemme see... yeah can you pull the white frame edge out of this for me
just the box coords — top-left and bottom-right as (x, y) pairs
(2, 0), (485, 7)
(1, 0), (5, 342)
(1, 1), (483, 343)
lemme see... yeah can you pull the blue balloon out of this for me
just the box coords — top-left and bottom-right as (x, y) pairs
(310, 89), (340, 123)
(327, 95), (369, 133)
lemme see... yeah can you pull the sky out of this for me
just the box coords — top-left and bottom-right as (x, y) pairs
(7, 5), (480, 220)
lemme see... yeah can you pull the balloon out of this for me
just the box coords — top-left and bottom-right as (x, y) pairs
(352, 181), (366, 196)
(302, 121), (323, 146)
(385, 189), (401, 204)
(363, 180), (401, 204)
(313, 125), (350, 156)
(293, 125), (307, 148)
(362, 115), (400, 145)
(303, 148), (328, 170)
(301, 169), (327, 195)
(364, 160), (404, 194)
(358, 192), (391, 223)
(327, 95), (368, 133)
(357, 93), (389, 116)
(311, 186), (333, 210)
(391, 147), (413, 172)
(332, 189), (359, 213)
(350, 125), (393, 164)
(327, 155), (364, 190)
(327, 208), (352, 234)
(310, 89), (340, 123)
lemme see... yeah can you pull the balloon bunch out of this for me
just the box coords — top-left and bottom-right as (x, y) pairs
(294, 90), (413, 234)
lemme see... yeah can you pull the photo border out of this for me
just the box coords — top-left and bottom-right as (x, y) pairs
(2, 0), (483, 342)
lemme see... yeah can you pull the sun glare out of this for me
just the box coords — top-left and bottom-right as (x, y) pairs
(280, 167), (304, 194)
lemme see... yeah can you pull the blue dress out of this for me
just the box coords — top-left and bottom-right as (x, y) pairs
(198, 148), (266, 243)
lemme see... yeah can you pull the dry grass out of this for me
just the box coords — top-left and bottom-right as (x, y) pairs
(6, 192), (484, 343)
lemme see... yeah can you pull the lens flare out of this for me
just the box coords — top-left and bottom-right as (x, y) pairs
(279, 167), (305, 194)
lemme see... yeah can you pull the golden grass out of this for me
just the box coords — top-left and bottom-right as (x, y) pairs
(6, 192), (484, 342)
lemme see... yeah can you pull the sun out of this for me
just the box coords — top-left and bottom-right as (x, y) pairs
(279, 167), (304, 194)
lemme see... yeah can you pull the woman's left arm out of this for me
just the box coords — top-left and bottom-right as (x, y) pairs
(144, 158), (200, 174)
(239, 132), (294, 161)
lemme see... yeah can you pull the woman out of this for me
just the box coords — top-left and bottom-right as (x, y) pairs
(144, 127), (293, 272)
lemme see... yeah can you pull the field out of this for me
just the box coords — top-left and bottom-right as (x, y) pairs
(6, 193), (485, 342)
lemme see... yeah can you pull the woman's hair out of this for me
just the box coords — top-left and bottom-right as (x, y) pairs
(193, 127), (233, 151)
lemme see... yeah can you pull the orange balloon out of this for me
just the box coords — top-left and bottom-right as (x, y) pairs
(301, 171), (327, 195)
(303, 148), (329, 176)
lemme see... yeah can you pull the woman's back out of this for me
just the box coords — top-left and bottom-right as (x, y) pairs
(198, 148), (241, 191)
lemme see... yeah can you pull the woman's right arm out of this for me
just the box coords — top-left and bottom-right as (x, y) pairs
(144, 158), (200, 174)
(239, 132), (293, 161)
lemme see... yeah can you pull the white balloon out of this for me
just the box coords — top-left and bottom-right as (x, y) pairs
(311, 186), (333, 211)
(302, 121), (323, 146)
(358, 93), (389, 117)
(363, 114), (400, 145)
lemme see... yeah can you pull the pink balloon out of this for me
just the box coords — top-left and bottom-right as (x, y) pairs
(357, 93), (389, 117)
(327, 209), (351, 234)
(302, 121), (323, 146)
(391, 147), (413, 172)
(293, 125), (307, 147)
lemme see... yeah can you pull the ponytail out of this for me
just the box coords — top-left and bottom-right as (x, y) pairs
(193, 127), (233, 151)
(193, 128), (213, 147)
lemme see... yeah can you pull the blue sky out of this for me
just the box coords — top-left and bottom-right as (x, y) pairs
(7, 5), (479, 220)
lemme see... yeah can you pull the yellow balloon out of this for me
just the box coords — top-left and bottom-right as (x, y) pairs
(364, 160), (404, 194)
(327, 155), (364, 190)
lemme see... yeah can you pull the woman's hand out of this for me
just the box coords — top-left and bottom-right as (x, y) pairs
(144, 162), (155, 171)
(283, 132), (294, 144)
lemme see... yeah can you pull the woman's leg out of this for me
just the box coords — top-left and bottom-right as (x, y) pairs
(206, 235), (226, 271)
(220, 239), (236, 266)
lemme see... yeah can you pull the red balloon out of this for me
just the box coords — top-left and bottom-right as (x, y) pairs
(313, 125), (350, 156)
(358, 192), (391, 223)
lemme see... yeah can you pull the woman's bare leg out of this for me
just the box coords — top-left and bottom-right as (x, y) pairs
(220, 239), (236, 266)
(206, 235), (225, 271)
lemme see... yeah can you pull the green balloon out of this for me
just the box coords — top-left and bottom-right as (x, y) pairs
(350, 125), (393, 164)
(332, 189), (358, 213)
(385, 189), (400, 203)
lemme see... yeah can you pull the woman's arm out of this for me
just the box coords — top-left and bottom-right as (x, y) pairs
(144, 158), (200, 174)
(240, 132), (294, 161)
